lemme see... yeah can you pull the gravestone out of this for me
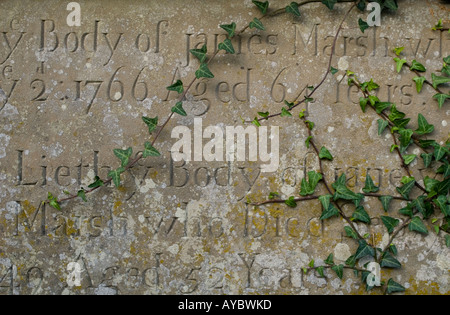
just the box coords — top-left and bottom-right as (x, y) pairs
(0, 0), (448, 295)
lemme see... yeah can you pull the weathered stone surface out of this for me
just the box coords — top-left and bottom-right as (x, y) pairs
(0, 0), (448, 295)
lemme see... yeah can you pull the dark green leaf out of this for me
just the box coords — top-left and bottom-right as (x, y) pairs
(252, 0), (269, 14)
(316, 266), (325, 278)
(285, 196), (297, 208)
(258, 111), (269, 118)
(286, 2), (301, 17)
(320, 204), (339, 220)
(142, 116), (158, 134)
(300, 171), (323, 196)
(388, 104), (406, 122)
(363, 174), (379, 193)
(324, 254), (334, 265)
(381, 216), (400, 234)
(433, 93), (450, 109)
(143, 142), (161, 158)
(355, 239), (375, 260)
(321, 0), (337, 10)
(331, 264), (344, 279)
(330, 66), (338, 75)
(171, 101), (187, 116)
(410, 60), (426, 72)
(415, 114), (434, 135)
(318, 194), (332, 211)
(189, 44), (207, 63)
(305, 136), (313, 149)
(403, 154), (416, 165)
(113, 147), (132, 167)
(358, 18), (369, 33)
(47, 192), (61, 211)
(396, 179), (415, 200)
(431, 73), (450, 89)
(344, 226), (358, 239)
(88, 176), (104, 189)
(437, 161), (450, 178)
(386, 278), (405, 294)
(218, 38), (235, 54)
(249, 18), (265, 30)
(377, 119), (389, 135)
(389, 244), (398, 255)
(319, 147), (333, 161)
(409, 216), (429, 235)
(280, 107), (292, 117)
(345, 254), (357, 267)
(195, 63), (214, 79)
(445, 235), (450, 248)
(413, 76), (426, 93)
(352, 206), (371, 224)
(252, 117), (261, 127)
(77, 189), (87, 202)
(108, 167), (125, 188)
(423, 177), (440, 194)
(399, 203), (414, 217)
(421, 153), (433, 168)
(432, 143), (449, 162)
(220, 22), (236, 38)
(166, 80), (184, 94)
(374, 101), (391, 114)
(379, 195), (394, 212)
(381, 252), (401, 269)
(399, 129), (413, 148)
(360, 97), (368, 112)
(334, 184), (360, 201)
(268, 192), (279, 199)
(384, 0), (398, 11)
(284, 100), (295, 108)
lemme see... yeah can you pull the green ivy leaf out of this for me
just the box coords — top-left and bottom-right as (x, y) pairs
(285, 196), (297, 208)
(166, 80), (184, 94)
(352, 206), (371, 224)
(108, 167), (125, 188)
(286, 2), (301, 17)
(409, 216), (429, 235)
(305, 136), (313, 149)
(252, 0), (269, 14)
(399, 203), (414, 217)
(386, 279), (405, 294)
(377, 119), (389, 135)
(334, 183), (360, 202)
(374, 101), (391, 114)
(388, 104), (406, 122)
(344, 226), (358, 240)
(171, 101), (187, 116)
(432, 143), (449, 162)
(258, 111), (269, 118)
(220, 22), (236, 38)
(113, 147), (132, 167)
(432, 19), (443, 31)
(252, 117), (261, 127)
(284, 100), (295, 108)
(300, 171), (323, 196)
(324, 254), (334, 265)
(330, 66), (338, 75)
(433, 93), (450, 109)
(381, 216), (400, 234)
(415, 114), (434, 135)
(249, 18), (265, 31)
(47, 192), (61, 211)
(320, 204), (340, 220)
(77, 189), (87, 202)
(318, 194), (332, 211)
(195, 63), (214, 79)
(268, 192), (279, 199)
(399, 128), (413, 148)
(403, 154), (417, 165)
(410, 60), (426, 72)
(189, 44), (207, 63)
(423, 177), (440, 194)
(379, 195), (394, 212)
(88, 176), (104, 189)
(384, 0), (398, 11)
(280, 107), (292, 117)
(413, 77), (426, 93)
(331, 264), (344, 279)
(355, 239), (375, 260)
(358, 18), (369, 33)
(431, 73), (450, 89)
(319, 147), (333, 161)
(437, 161), (450, 178)
(381, 252), (401, 269)
(321, 0), (337, 10)
(421, 153), (433, 168)
(142, 116), (158, 134)
(445, 235), (450, 248)
(362, 174), (379, 193)
(316, 266), (325, 278)
(393, 57), (407, 73)
(360, 97), (368, 112)
(143, 142), (161, 158)
(218, 38), (235, 54)
(396, 179), (416, 200)
(393, 47), (404, 56)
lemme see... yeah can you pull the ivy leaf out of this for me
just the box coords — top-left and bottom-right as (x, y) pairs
(413, 77), (426, 93)
(331, 264), (344, 280)
(423, 176), (440, 193)
(358, 18), (369, 33)
(396, 179), (416, 200)
(388, 104), (405, 122)
(352, 206), (371, 224)
(88, 176), (104, 189)
(409, 216), (429, 235)
(285, 196), (297, 208)
(433, 93), (450, 109)
(410, 60), (426, 72)
(166, 80), (184, 94)
(432, 143), (449, 162)
(363, 174), (379, 193)
(319, 147), (333, 161)
(286, 2), (301, 17)
(77, 189), (87, 202)
(252, 117), (261, 127)
(113, 147), (132, 167)
(142, 116), (158, 134)
(143, 142), (161, 158)
(393, 57), (407, 73)
(437, 161), (450, 178)
(300, 171), (323, 196)
(218, 38), (235, 54)
(386, 279), (405, 294)
(383, 0), (398, 11)
(431, 73), (450, 89)
(415, 114), (434, 135)
(374, 101), (391, 114)
(220, 22), (236, 38)
(305, 136), (313, 149)
(189, 44), (207, 63)
(320, 204), (339, 220)
(421, 153), (433, 168)
(268, 192), (279, 199)
(249, 18), (265, 31)
(381, 216), (400, 234)
(321, 0), (337, 10)
(355, 239), (375, 260)
(258, 111), (269, 118)
(195, 63), (214, 79)
(318, 194), (332, 211)
(377, 119), (389, 135)
(393, 47), (404, 56)
(445, 235), (450, 248)
(399, 128), (413, 148)
(334, 183), (360, 202)
(379, 195), (394, 212)
(171, 101), (187, 116)
(403, 154), (416, 165)
(399, 203), (414, 217)
(330, 66), (338, 75)
(432, 19), (443, 31)
(280, 107), (292, 117)
(252, 0), (269, 14)
(324, 254), (334, 265)
(381, 252), (401, 269)
(316, 266), (325, 278)
(108, 167), (125, 188)
(359, 98), (368, 112)
(344, 226), (358, 240)
(48, 192), (61, 211)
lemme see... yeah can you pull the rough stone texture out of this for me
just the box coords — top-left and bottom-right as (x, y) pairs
(0, 0), (448, 295)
